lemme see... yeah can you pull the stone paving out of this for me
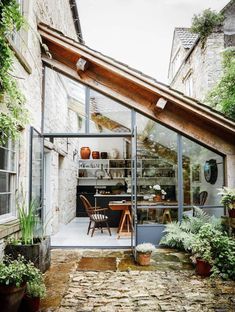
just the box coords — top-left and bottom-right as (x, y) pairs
(41, 249), (235, 312)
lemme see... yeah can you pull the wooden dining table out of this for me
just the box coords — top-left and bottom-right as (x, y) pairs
(109, 200), (178, 237)
(108, 201), (133, 239)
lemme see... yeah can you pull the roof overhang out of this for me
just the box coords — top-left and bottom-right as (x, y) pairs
(38, 23), (235, 155)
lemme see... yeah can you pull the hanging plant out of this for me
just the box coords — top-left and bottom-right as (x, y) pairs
(0, 0), (28, 145)
(190, 8), (224, 48)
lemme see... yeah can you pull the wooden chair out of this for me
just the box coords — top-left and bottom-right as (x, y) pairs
(80, 195), (111, 237)
(199, 191), (208, 205)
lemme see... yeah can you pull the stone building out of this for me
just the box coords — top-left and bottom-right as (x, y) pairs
(168, 0), (235, 101)
(0, 1), (235, 252)
(0, 0), (83, 252)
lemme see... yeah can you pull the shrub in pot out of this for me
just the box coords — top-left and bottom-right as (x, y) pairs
(19, 277), (46, 312)
(5, 198), (51, 272)
(0, 256), (42, 312)
(218, 187), (235, 218)
(135, 243), (156, 266)
(191, 223), (235, 279)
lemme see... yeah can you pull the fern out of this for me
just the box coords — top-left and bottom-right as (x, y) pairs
(160, 207), (222, 252)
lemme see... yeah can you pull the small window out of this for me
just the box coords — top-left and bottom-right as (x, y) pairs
(172, 49), (181, 77)
(0, 141), (17, 222)
(184, 72), (193, 97)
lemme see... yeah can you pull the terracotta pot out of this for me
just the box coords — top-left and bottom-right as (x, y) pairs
(195, 258), (211, 277)
(92, 151), (100, 159)
(136, 252), (151, 266)
(153, 195), (162, 202)
(101, 152), (108, 159)
(0, 283), (26, 312)
(19, 295), (40, 312)
(228, 209), (235, 218)
(80, 147), (91, 159)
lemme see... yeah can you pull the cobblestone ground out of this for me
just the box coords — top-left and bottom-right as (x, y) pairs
(41, 249), (235, 312)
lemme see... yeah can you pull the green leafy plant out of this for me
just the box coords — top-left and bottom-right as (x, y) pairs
(160, 207), (222, 251)
(0, 255), (42, 287)
(218, 187), (235, 210)
(26, 279), (46, 298)
(190, 8), (224, 47)
(191, 223), (235, 280)
(0, 0), (28, 145)
(206, 48), (235, 120)
(17, 198), (39, 245)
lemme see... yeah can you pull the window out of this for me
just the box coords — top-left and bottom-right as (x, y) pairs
(184, 71), (193, 97)
(172, 49), (181, 78)
(0, 141), (17, 221)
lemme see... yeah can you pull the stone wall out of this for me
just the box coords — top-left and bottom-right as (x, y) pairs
(170, 31), (224, 102)
(0, 0), (79, 250)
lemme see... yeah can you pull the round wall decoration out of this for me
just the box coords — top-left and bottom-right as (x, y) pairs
(204, 159), (218, 184)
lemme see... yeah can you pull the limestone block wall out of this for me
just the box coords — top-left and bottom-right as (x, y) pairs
(168, 35), (188, 82)
(0, 0), (79, 250)
(170, 32), (224, 102)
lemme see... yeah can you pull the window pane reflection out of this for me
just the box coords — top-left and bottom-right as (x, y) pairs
(44, 67), (86, 133)
(136, 114), (178, 225)
(182, 137), (224, 215)
(89, 90), (132, 133)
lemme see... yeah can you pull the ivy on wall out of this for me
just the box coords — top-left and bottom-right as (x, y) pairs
(207, 48), (235, 120)
(0, 0), (28, 145)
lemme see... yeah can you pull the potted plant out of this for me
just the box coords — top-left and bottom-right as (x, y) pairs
(218, 187), (235, 218)
(135, 243), (156, 266)
(190, 223), (220, 277)
(5, 197), (51, 272)
(149, 184), (162, 202)
(19, 278), (46, 312)
(0, 256), (42, 312)
(191, 238), (213, 277)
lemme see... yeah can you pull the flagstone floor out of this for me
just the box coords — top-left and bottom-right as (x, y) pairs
(41, 249), (235, 312)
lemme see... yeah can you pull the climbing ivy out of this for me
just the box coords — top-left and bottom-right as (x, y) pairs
(0, 0), (28, 145)
(207, 48), (235, 120)
(190, 9), (224, 48)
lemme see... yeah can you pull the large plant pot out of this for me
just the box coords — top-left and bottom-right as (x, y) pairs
(5, 236), (51, 273)
(19, 295), (40, 312)
(136, 252), (152, 266)
(195, 258), (211, 277)
(228, 209), (235, 218)
(0, 283), (26, 312)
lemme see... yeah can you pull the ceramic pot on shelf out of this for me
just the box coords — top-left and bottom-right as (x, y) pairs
(80, 147), (91, 159)
(153, 194), (162, 202)
(92, 151), (100, 159)
(101, 152), (108, 159)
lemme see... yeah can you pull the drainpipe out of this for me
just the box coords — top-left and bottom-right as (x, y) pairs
(69, 0), (85, 44)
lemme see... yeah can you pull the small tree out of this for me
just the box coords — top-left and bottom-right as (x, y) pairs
(190, 8), (224, 47)
(206, 48), (235, 120)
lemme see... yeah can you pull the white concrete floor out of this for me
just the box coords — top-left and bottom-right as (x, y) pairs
(51, 217), (132, 247)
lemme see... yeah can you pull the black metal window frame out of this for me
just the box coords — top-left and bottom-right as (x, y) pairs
(35, 64), (226, 244)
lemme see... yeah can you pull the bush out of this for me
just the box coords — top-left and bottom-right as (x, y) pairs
(190, 8), (224, 47)
(206, 48), (235, 120)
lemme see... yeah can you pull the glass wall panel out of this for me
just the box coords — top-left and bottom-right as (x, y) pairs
(136, 114), (178, 225)
(44, 67), (86, 133)
(89, 90), (132, 133)
(182, 137), (224, 217)
(30, 129), (43, 220)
